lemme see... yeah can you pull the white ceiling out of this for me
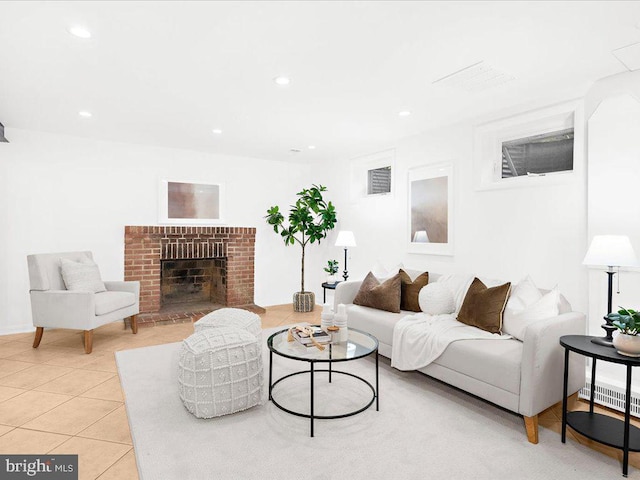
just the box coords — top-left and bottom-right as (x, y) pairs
(1, 1), (639, 162)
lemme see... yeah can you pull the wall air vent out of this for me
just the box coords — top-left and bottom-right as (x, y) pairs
(613, 42), (640, 71)
(432, 61), (515, 92)
(0, 122), (8, 143)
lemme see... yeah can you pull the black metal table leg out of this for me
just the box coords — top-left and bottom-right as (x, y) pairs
(624, 365), (632, 477)
(562, 347), (569, 443)
(269, 350), (273, 401)
(590, 358), (597, 414)
(375, 351), (379, 411)
(310, 361), (315, 437)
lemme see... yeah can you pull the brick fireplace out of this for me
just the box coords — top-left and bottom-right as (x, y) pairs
(124, 226), (262, 326)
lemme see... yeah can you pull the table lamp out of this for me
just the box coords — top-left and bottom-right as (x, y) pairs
(413, 230), (429, 243)
(335, 230), (356, 281)
(583, 235), (638, 346)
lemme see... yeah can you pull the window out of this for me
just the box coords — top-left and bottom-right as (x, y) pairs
(473, 100), (582, 191)
(367, 166), (392, 195)
(501, 128), (574, 178)
(349, 149), (395, 200)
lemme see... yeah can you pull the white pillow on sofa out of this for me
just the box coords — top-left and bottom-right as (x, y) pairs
(370, 261), (404, 280)
(418, 283), (455, 315)
(60, 257), (107, 293)
(502, 276), (560, 340)
(436, 274), (474, 313)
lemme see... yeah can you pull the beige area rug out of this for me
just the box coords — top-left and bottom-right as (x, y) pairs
(116, 327), (637, 480)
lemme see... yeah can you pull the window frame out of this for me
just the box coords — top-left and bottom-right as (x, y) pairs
(473, 100), (584, 191)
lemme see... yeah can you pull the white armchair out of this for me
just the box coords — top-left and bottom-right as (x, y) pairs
(27, 251), (140, 354)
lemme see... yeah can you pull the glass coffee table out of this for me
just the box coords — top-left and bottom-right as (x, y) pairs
(267, 326), (379, 437)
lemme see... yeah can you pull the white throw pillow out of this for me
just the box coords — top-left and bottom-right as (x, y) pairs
(502, 287), (560, 341)
(370, 261), (404, 281)
(506, 275), (543, 311)
(60, 257), (107, 293)
(436, 274), (474, 313)
(418, 283), (455, 315)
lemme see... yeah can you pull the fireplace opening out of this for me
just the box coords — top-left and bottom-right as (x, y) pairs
(161, 258), (226, 309)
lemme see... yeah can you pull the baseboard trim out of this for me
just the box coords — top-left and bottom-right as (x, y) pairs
(0, 325), (36, 336)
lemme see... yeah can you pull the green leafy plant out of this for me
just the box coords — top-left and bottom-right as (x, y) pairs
(609, 307), (640, 336)
(265, 185), (337, 293)
(324, 259), (339, 275)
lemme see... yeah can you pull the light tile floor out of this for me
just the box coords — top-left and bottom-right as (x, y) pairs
(0, 304), (638, 478)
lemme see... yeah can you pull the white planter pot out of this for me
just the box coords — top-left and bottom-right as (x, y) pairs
(326, 275), (338, 284)
(613, 333), (640, 357)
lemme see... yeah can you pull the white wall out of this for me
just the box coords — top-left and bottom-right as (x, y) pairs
(313, 101), (589, 315)
(0, 129), (310, 334)
(584, 71), (640, 390)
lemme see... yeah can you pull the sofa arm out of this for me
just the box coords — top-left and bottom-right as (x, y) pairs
(29, 290), (95, 330)
(334, 280), (363, 310)
(104, 280), (140, 296)
(519, 312), (586, 417)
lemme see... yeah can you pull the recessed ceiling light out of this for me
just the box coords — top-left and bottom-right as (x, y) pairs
(274, 76), (291, 86)
(68, 26), (92, 39)
(212, 129), (222, 134)
(398, 111), (411, 117)
(308, 145), (316, 150)
(78, 111), (92, 118)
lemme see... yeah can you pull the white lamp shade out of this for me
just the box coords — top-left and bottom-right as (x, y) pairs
(335, 230), (357, 247)
(413, 230), (429, 243)
(583, 235), (638, 267)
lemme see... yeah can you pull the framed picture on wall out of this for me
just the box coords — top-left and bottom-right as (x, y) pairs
(407, 163), (453, 255)
(159, 180), (225, 224)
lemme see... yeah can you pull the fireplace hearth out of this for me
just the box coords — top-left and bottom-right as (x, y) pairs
(124, 226), (263, 326)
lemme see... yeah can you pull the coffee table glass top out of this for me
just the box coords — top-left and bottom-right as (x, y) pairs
(267, 326), (378, 362)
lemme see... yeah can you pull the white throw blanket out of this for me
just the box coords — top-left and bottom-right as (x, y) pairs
(391, 312), (512, 371)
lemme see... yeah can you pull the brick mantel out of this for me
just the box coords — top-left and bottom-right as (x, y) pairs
(124, 226), (257, 319)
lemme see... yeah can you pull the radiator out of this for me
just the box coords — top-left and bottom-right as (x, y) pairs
(579, 381), (640, 418)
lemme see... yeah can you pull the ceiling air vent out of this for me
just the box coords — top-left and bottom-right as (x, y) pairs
(0, 122), (8, 143)
(613, 42), (640, 71)
(432, 61), (515, 92)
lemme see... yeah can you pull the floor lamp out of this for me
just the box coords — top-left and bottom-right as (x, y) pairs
(583, 235), (638, 346)
(335, 231), (356, 281)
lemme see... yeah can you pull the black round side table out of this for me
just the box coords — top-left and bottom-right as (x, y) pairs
(560, 335), (640, 477)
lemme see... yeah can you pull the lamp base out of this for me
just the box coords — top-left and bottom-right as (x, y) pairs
(591, 337), (614, 347)
(590, 316), (616, 348)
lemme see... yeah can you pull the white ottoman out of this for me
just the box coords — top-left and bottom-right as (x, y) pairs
(178, 327), (263, 418)
(194, 308), (262, 340)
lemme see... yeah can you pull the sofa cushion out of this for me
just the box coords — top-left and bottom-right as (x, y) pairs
(436, 274), (474, 313)
(60, 258), (106, 293)
(457, 278), (511, 334)
(399, 269), (429, 312)
(418, 282), (455, 315)
(95, 291), (136, 316)
(503, 288), (560, 341)
(433, 338), (523, 395)
(345, 304), (406, 347)
(353, 272), (401, 313)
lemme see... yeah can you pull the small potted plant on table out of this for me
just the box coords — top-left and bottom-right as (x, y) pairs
(324, 260), (339, 284)
(609, 307), (640, 357)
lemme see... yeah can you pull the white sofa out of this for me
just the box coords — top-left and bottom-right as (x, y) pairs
(334, 271), (586, 443)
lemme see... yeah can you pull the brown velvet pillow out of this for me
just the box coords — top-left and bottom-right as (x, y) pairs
(353, 272), (401, 313)
(399, 269), (429, 312)
(457, 278), (511, 334)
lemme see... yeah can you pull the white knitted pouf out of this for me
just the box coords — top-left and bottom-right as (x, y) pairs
(178, 327), (263, 419)
(194, 308), (262, 339)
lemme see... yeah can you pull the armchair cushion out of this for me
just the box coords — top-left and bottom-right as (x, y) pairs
(95, 291), (136, 316)
(60, 258), (106, 293)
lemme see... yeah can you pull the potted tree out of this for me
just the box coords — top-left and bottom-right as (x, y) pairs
(609, 307), (640, 357)
(266, 185), (337, 312)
